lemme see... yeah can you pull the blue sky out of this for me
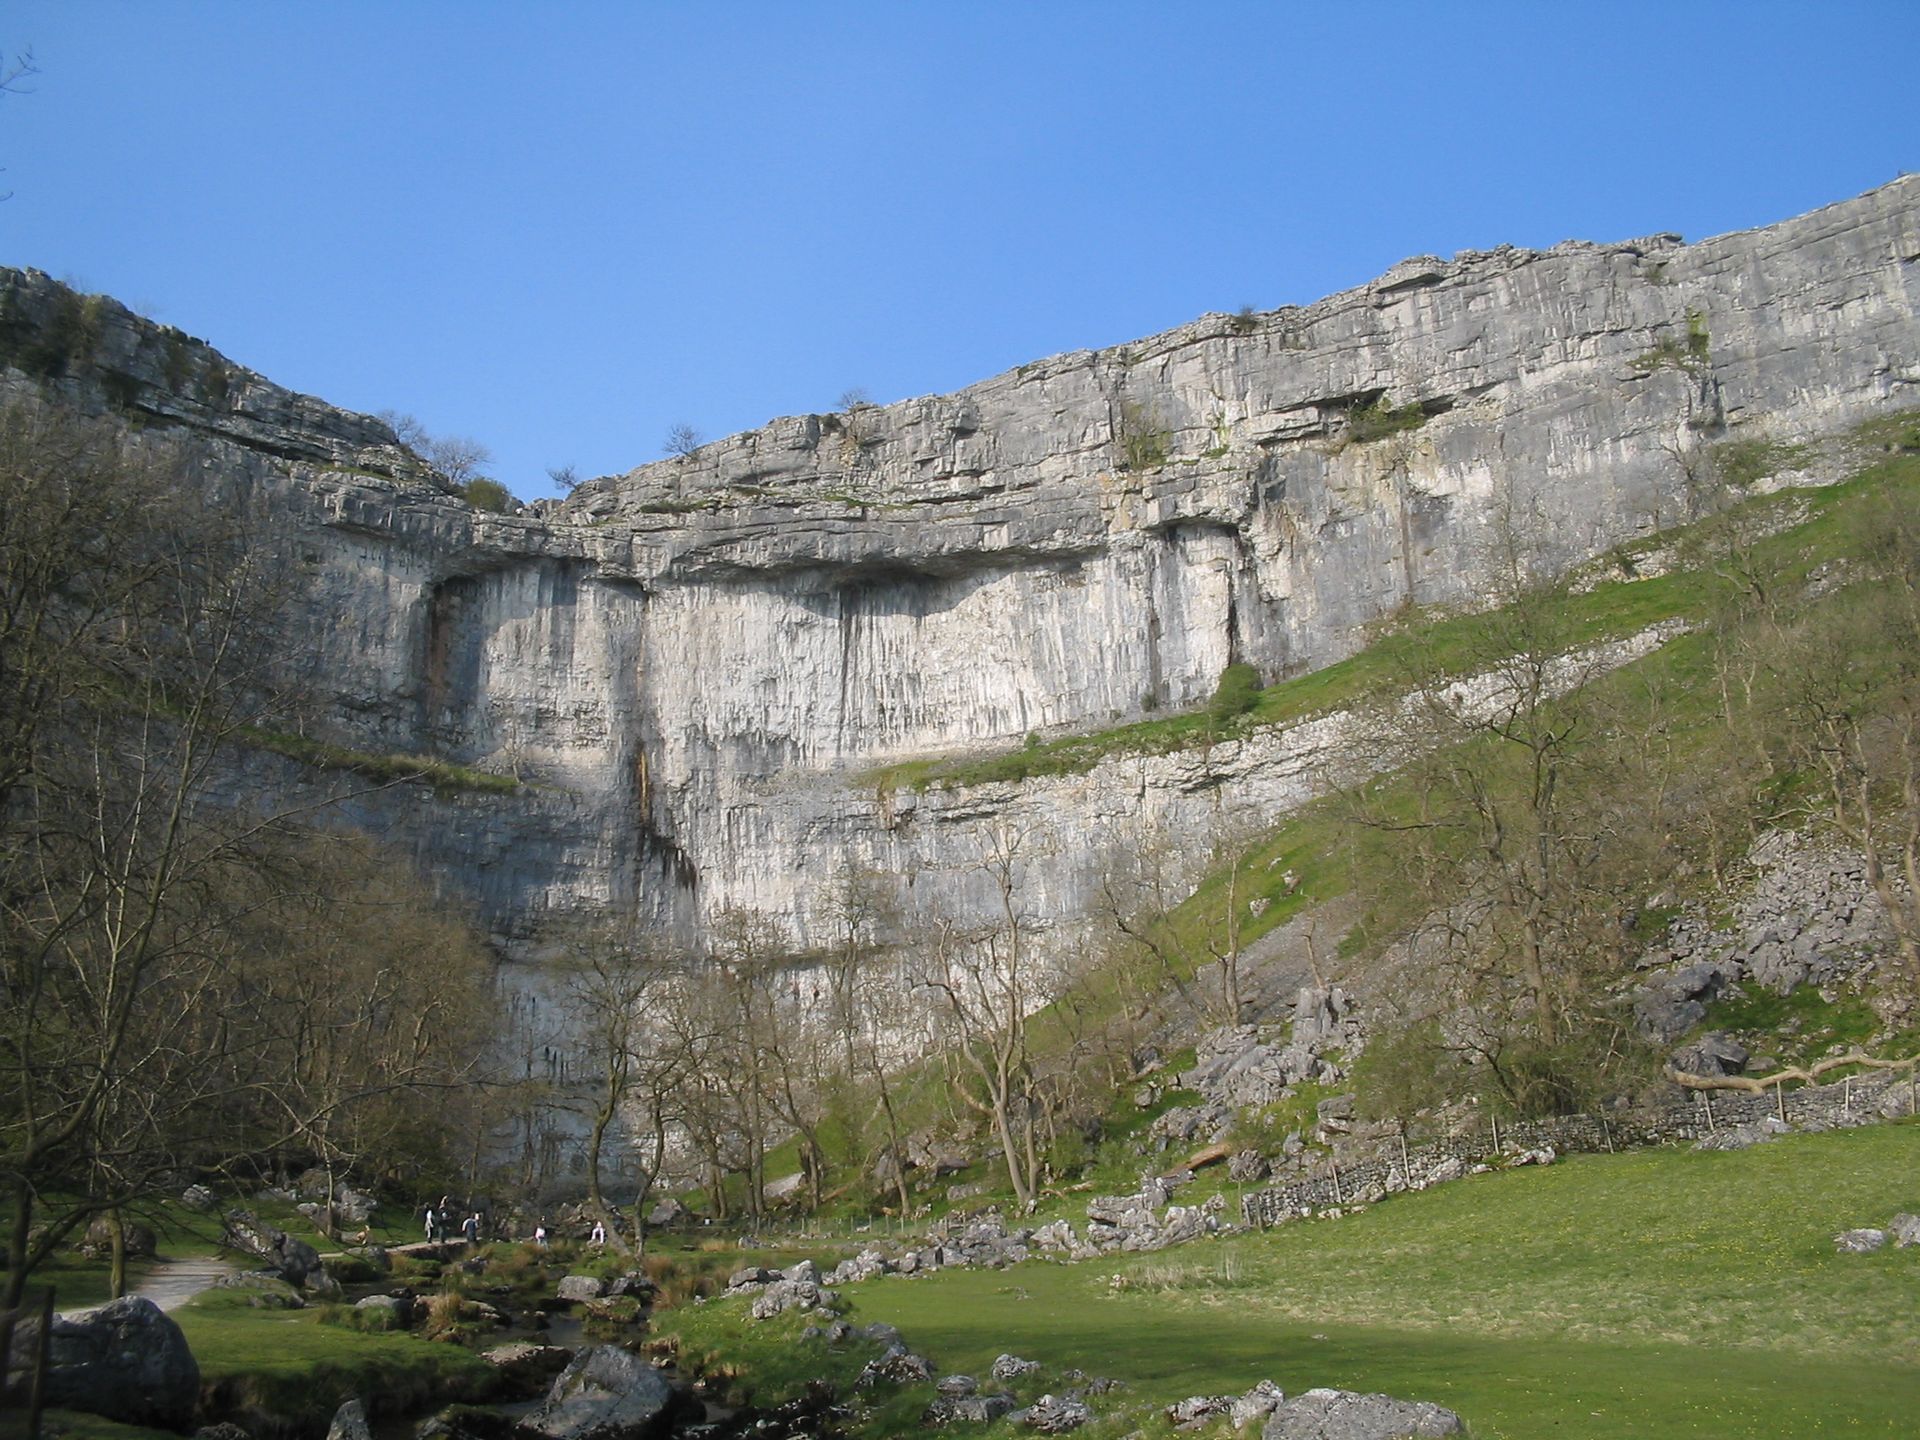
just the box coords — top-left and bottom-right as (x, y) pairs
(3, 2), (1914, 499)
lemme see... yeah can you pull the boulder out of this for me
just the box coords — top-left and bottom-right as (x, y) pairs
(644, 1197), (686, 1228)
(1695, 1116), (1791, 1151)
(556, 1274), (607, 1302)
(181, 1183), (219, 1211)
(10, 1296), (199, 1428)
(222, 1209), (321, 1285)
(1261, 1387), (1463, 1439)
(1167, 1395), (1234, 1429)
(992, 1353), (1043, 1381)
(1232, 1380), (1287, 1428)
(1671, 1032), (1749, 1077)
(1011, 1393), (1092, 1432)
(525, 1344), (686, 1440)
(327, 1398), (373, 1440)
(80, 1216), (157, 1259)
(215, 1271), (306, 1308)
(1889, 1212), (1920, 1248)
(926, 1391), (1018, 1425)
(354, 1293), (413, 1325)
(857, 1345), (936, 1387)
(1835, 1228), (1888, 1253)
(484, 1341), (576, 1393)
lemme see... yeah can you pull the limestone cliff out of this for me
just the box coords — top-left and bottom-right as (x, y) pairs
(3, 178), (1916, 957)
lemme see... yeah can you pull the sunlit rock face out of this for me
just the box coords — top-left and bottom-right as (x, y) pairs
(4, 178), (1916, 957)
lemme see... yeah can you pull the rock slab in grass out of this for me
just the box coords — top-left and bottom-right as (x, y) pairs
(1260, 1387), (1464, 1439)
(1835, 1227), (1889, 1252)
(11, 1296), (200, 1428)
(527, 1344), (683, 1440)
(557, 1274), (607, 1301)
(1889, 1212), (1920, 1247)
(927, 1391), (1017, 1425)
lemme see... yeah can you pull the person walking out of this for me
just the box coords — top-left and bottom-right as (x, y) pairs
(423, 1205), (437, 1243)
(590, 1219), (606, 1247)
(462, 1212), (480, 1246)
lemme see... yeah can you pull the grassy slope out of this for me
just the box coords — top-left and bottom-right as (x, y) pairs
(662, 1124), (1920, 1438)
(174, 1288), (497, 1432)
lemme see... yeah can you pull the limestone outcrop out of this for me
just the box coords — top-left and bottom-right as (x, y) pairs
(2, 180), (1916, 963)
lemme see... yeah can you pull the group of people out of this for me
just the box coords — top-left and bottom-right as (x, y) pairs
(422, 1194), (484, 1247)
(423, 1196), (609, 1250)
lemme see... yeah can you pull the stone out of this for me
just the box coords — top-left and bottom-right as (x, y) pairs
(80, 1216), (157, 1258)
(9, 1296), (200, 1428)
(354, 1293), (412, 1324)
(993, 1353), (1043, 1381)
(1260, 1387), (1464, 1439)
(524, 1344), (686, 1440)
(857, 1345), (936, 1387)
(327, 1397), (373, 1440)
(926, 1391), (1020, 1425)
(181, 1183), (218, 1211)
(1012, 1393), (1093, 1433)
(1889, 1213), (1920, 1247)
(215, 1271), (306, 1308)
(222, 1209), (322, 1286)
(484, 1341), (576, 1390)
(1167, 1394), (1235, 1429)
(556, 1274), (607, 1302)
(1671, 1032), (1749, 1078)
(1835, 1228), (1889, 1253)
(645, 1197), (686, 1228)
(1232, 1379), (1287, 1428)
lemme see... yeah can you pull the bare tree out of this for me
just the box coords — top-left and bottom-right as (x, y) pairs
(663, 423), (704, 459)
(426, 434), (493, 486)
(917, 827), (1051, 1212)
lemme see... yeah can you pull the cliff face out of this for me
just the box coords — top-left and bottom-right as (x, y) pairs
(4, 179), (1917, 955)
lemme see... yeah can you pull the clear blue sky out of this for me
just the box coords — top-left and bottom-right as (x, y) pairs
(3, 2), (1913, 499)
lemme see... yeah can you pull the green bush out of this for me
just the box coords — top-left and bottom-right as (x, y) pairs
(461, 477), (514, 513)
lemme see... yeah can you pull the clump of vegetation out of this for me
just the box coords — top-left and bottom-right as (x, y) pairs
(1632, 307), (1713, 373)
(460, 476), (514, 513)
(1117, 400), (1171, 470)
(244, 725), (521, 795)
(1343, 396), (1432, 444)
(1208, 662), (1263, 722)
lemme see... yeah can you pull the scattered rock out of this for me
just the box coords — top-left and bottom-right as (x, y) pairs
(1889, 1213), (1920, 1247)
(1835, 1228), (1889, 1253)
(1232, 1379), (1287, 1428)
(992, 1353), (1043, 1381)
(181, 1183), (219, 1211)
(1166, 1394), (1235, 1429)
(556, 1274), (607, 1302)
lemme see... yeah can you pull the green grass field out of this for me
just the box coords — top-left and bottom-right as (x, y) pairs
(661, 1124), (1920, 1438)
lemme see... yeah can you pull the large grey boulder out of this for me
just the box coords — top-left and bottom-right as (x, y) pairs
(556, 1274), (607, 1302)
(1261, 1387), (1464, 1439)
(525, 1344), (686, 1440)
(10, 1296), (199, 1428)
(327, 1397), (373, 1440)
